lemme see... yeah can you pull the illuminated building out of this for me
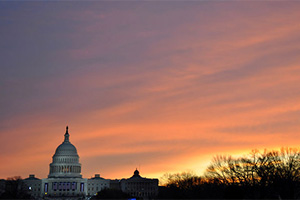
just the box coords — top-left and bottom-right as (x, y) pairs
(22, 126), (158, 199)
(87, 174), (109, 196)
(41, 126), (87, 199)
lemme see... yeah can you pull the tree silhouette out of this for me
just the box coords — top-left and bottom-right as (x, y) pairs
(161, 171), (202, 189)
(204, 148), (300, 199)
(0, 176), (31, 199)
(91, 188), (130, 199)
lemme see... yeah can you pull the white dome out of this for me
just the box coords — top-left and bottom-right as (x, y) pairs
(48, 126), (82, 178)
(54, 142), (78, 156)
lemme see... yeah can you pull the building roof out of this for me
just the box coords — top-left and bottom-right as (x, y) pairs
(127, 169), (148, 181)
(24, 175), (40, 181)
(53, 126), (78, 157)
(89, 174), (105, 180)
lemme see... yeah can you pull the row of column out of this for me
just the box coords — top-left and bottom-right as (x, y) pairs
(50, 165), (81, 173)
(54, 157), (78, 163)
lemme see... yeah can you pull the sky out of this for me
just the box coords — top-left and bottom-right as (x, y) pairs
(1, 1), (300, 180)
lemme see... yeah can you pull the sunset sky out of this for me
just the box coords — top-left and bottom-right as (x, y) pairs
(1, 2), (300, 180)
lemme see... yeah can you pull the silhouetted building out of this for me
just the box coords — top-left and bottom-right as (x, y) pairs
(109, 179), (121, 190)
(23, 174), (41, 199)
(120, 169), (159, 199)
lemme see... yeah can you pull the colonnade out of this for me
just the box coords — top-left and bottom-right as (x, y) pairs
(53, 157), (78, 163)
(50, 165), (81, 173)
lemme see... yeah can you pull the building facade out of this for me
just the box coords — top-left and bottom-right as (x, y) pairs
(120, 169), (159, 199)
(24, 175), (41, 199)
(87, 174), (110, 197)
(41, 127), (87, 199)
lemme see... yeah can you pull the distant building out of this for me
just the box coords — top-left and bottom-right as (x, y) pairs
(109, 179), (121, 190)
(87, 174), (109, 197)
(120, 169), (159, 199)
(23, 174), (41, 199)
(15, 127), (158, 199)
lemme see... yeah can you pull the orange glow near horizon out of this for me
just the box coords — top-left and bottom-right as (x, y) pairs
(1, 2), (300, 181)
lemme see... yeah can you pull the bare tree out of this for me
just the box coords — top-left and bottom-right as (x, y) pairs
(205, 148), (300, 199)
(161, 171), (202, 189)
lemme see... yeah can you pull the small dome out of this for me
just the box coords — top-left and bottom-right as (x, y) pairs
(134, 169), (140, 176)
(128, 169), (143, 180)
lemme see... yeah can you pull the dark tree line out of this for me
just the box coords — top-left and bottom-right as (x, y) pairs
(158, 148), (300, 199)
(0, 176), (32, 199)
(91, 188), (131, 199)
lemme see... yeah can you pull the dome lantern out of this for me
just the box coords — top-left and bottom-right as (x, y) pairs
(134, 169), (140, 176)
(64, 126), (70, 142)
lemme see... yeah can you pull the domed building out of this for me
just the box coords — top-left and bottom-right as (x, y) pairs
(23, 126), (158, 200)
(41, 127), (87, 199)
(120, 169), (159, 199)
(48, 126), (82, 178)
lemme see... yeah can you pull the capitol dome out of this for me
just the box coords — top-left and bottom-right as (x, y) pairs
(48, 126), (82, 178)
(54, 139), (78, 156)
